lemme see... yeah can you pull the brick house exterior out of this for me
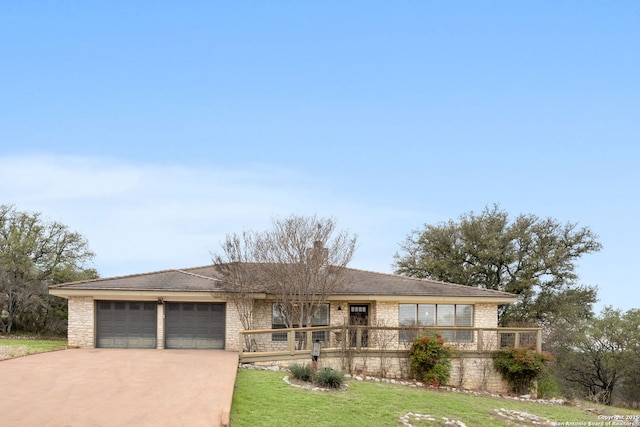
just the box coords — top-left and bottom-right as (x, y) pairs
(50, 264), (519, 392)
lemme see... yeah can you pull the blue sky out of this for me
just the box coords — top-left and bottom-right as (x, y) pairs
(1, 2), (638, 312)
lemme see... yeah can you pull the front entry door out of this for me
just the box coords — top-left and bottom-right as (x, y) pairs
(349, 304), (369, 347)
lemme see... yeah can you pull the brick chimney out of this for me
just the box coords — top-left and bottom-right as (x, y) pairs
(307, 240), (329, 267)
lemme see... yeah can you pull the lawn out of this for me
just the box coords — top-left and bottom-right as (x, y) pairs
(231, 369), (640, 427)
(0, 337), (67, 360)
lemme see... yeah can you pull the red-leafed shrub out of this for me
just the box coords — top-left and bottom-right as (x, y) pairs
(408, 333), (451, 386)
(493, 346), (552, 394)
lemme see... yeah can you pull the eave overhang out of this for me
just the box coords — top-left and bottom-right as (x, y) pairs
(49, 288), (267, 301)
(50, 287), (515, 304)
(325, 294), (518, 304)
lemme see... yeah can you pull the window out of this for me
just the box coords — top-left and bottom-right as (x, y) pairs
(272, 304), (329, 342)
(455, 304), (473, 342)
(399, 304), (474, 343)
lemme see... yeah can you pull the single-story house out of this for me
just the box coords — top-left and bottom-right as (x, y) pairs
(50, 264), (526, 391)
(49, 264), (517, 350)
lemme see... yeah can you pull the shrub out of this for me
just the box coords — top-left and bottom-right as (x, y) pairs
(493, 346), (552, 395)
(536, 365), (563, 399)
(290, 363), (312, 382)
(315, 367), (344, 388)
(408, 334), (451, 386)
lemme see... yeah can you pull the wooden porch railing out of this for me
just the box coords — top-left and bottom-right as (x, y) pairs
(238, 325), (542, 363)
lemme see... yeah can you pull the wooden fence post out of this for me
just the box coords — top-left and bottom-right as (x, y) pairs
(537, 329), (542, 352)
(288, 330), (295, 355)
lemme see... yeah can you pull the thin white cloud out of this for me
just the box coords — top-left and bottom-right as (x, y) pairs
(1, 155), (143, 201)
(0, 154), (421, 277)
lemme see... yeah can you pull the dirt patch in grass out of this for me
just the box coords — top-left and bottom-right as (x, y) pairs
(0, 345), (30, 360)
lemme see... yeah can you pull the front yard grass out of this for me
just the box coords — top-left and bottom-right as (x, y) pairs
(0, 337), (67, 360)
(231, 369), (640, 427)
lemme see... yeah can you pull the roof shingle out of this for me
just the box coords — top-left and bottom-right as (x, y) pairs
(49, 264), (516, 299)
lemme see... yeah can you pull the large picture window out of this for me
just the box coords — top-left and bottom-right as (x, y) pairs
(399, 304), (474, 342)
(272, 304), (329, 342)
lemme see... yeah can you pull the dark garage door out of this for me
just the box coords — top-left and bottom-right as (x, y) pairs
(165, 303), (225, 349)
(96, 301), (157, 348)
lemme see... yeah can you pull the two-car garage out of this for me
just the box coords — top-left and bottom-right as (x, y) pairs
(96, 301), (225, 349)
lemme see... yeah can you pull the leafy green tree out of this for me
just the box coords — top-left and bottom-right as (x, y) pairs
(619, 309), (640, 404)
(552, 307), (640, 406)
(394, 204), (601, 326)
(16, 264), (98, 334)
(0, 205), (96, 334)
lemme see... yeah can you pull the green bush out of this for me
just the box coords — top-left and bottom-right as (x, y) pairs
(315, 367), (344, 388)
(290, 363), (313, 382)
(536, 365), (563, 399)
(408, 334), (451, 386)
(493, 347), (552, 395)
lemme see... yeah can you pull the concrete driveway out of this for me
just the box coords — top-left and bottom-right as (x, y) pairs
(0, 348), (238, 427)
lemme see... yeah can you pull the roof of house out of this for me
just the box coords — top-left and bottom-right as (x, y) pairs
(49, 264), (517, 300)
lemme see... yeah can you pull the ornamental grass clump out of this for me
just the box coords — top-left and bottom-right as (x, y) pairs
(289, 363), (313, 382)
(408, 334), (452, 386)
(493, 346), (552, 395)
(315, 367), (344, 389)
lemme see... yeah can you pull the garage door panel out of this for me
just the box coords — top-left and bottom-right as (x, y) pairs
(96, 301), (157, 349)
(165, 303), (225, 349)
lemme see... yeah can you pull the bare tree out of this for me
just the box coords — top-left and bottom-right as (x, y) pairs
(212, 214), (357, 347)
(253, 215), (357, 332)
(212, 232), (260, 350)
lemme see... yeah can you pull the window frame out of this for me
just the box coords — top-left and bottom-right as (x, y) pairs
(399, 303), (474, 343)
(272, 303), (330, 342)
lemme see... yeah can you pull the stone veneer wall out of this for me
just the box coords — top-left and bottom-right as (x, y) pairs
(330, 302), (350, 326)
(226, 300), (282, 352)
(67, 296), (94, 348)
(474, 303), (500, 351)
(225, 303), (243, 351)
(373, 302), (398, 326)
(156, 303), (165, 349)
(252, 352), (509, 394)
(474, 303), (498, 328)
(449, 355), (509, 392)
(244, 300), (510, 393)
